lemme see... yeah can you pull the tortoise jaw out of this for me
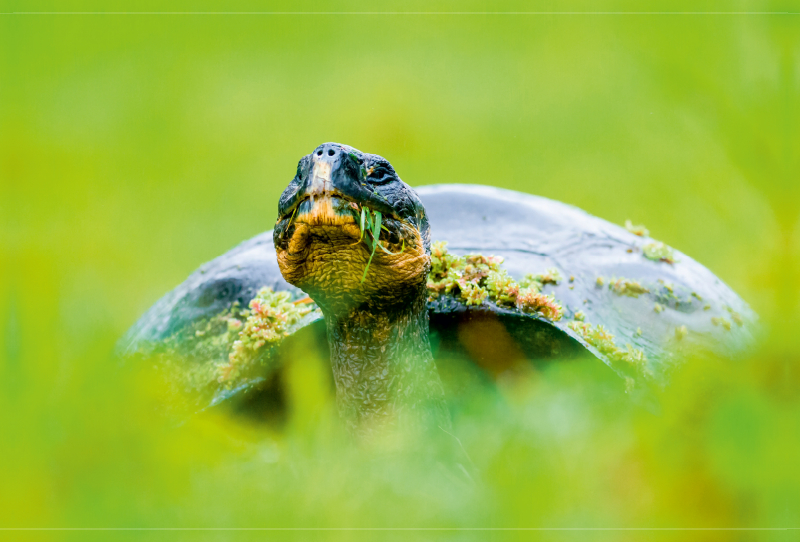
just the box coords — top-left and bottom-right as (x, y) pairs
(274, 200), (429, 316)
(279, 189), (400, 227)
(291, 194), (361, 229)
(276, 192), (422, 268)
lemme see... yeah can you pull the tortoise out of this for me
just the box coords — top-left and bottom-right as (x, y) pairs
(120, 142), (756, 435)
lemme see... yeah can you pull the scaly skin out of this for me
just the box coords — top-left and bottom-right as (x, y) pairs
(326, 286), (449, 438)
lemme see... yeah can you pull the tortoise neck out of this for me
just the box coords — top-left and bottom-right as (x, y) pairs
(324, 291), (449, 437)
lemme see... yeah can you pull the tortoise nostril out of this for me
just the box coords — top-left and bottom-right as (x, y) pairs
(317, 150), (323, 156)
(327, 149), (335, 156)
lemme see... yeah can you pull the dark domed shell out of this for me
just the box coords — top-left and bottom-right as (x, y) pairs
(119, 185), (756, 406)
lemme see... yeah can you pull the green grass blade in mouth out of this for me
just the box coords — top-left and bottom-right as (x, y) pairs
(376, 237), (405, 256)
(372, 211), (382, 246)
(356, 206), (366, 244)
(360, 209), (380, 284)
(360, 246), (377, 284)
(364, 209), (375, 252)
(359, 210), (407, 281)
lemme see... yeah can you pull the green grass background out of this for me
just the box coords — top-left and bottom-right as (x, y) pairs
(1, 1), (799, 540)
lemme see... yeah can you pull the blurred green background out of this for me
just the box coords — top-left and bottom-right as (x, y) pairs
(1, 1), (799, 540)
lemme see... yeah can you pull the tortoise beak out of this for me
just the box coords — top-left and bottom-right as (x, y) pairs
(307, 160), (333, 197)
(278, 143), (396, 222)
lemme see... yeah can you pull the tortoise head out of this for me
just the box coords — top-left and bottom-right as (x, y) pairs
(274, 143), (431, 316)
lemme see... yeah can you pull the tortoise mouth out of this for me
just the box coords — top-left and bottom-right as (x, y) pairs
(277, 191), (411, 253)
(279, 191), (401, 227)
(274, 191), (429, 312)
(289, 194), (361, 230)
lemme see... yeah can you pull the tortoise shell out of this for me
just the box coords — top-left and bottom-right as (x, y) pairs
(120, 185), (756, 408)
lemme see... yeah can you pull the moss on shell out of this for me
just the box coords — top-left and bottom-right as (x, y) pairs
(155, 304), (246, 395)
(596, 276), (605, 287)
(218, 287), (314, 386)
(485, 269), (520, 306)
(567, 320), (647, 370)
(460, 282), (489, 306)
(521, 268), (562, 288)
(725, 306), (744, 326)
(427, 241), (563, 321)
(428, 242), (504, 302)
(151, 287), (320, 404)
(643, 242), (676, 264)
(516, 289), (563, 321)
(711, 316), (732, 331)
(624, 220), (649, 237)
(608, 277), (650, 298)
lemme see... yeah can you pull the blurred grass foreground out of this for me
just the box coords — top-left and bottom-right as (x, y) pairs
(1, 2), (799, 539)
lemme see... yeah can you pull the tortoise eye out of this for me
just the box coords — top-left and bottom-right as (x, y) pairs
(366, 163), (395, 185)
